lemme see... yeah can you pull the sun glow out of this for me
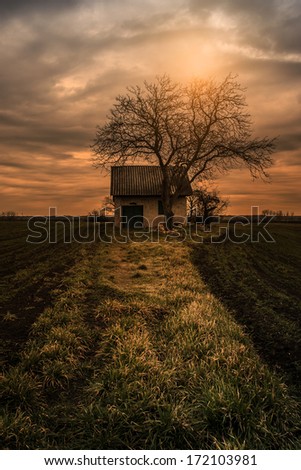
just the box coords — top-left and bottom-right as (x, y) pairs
(208, 10), (237, 31)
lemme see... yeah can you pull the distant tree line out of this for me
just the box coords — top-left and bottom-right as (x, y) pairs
(0, 211), (19, 220)
(262, 209), (295, 217)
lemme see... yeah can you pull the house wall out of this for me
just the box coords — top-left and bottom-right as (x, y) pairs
(113, 196), (187, 227)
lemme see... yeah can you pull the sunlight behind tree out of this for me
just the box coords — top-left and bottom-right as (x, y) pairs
(92, 74), (276, 228)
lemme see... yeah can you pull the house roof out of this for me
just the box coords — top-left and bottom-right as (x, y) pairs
(110, 166), (192, 197)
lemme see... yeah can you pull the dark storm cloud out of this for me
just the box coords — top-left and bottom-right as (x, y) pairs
(189, 0), (301, 54)
(0, 124), (91, 151)
(0, 157), (33, 170)
(270, 13), (301, 54)
(0, 10), (163, 110)
(0, 0), (83, 19)
(0, 112), (27, 127)
(0, 13), (194, 156)
(236, 58), (301, 83)
(276, 131), (301, 153)
(189, 0), (277, 16)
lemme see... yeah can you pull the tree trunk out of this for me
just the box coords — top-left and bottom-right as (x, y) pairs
(161, 174), (174, 230)
(203, 207), (209, 228)
(165, 208), (174, 230)
(161, 195), (174, 230)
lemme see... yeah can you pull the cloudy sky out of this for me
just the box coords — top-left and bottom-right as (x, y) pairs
(1, 0), (300, 215)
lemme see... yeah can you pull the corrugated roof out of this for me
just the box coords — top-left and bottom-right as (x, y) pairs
(110, 166), (192, 197)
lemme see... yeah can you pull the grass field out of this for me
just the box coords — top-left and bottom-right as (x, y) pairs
(0, 220), (97, 367)
(192, 223), (301, 392)
(1, 220), (301, 449)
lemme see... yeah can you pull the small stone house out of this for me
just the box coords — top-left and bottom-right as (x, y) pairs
(110, 165), (192, 228)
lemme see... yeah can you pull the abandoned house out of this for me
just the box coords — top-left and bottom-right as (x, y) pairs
(110, 165), (192, 228)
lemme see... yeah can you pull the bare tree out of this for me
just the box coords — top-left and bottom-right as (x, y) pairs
(92, 75), (276, 228)
(89, 197), (115, 218)
(188, 188), (229, 224)
(88, 209), (101, 217)
(100, 196), (115, 216)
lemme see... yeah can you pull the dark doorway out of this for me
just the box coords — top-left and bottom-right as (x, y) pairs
(121, 205), (144, 228)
